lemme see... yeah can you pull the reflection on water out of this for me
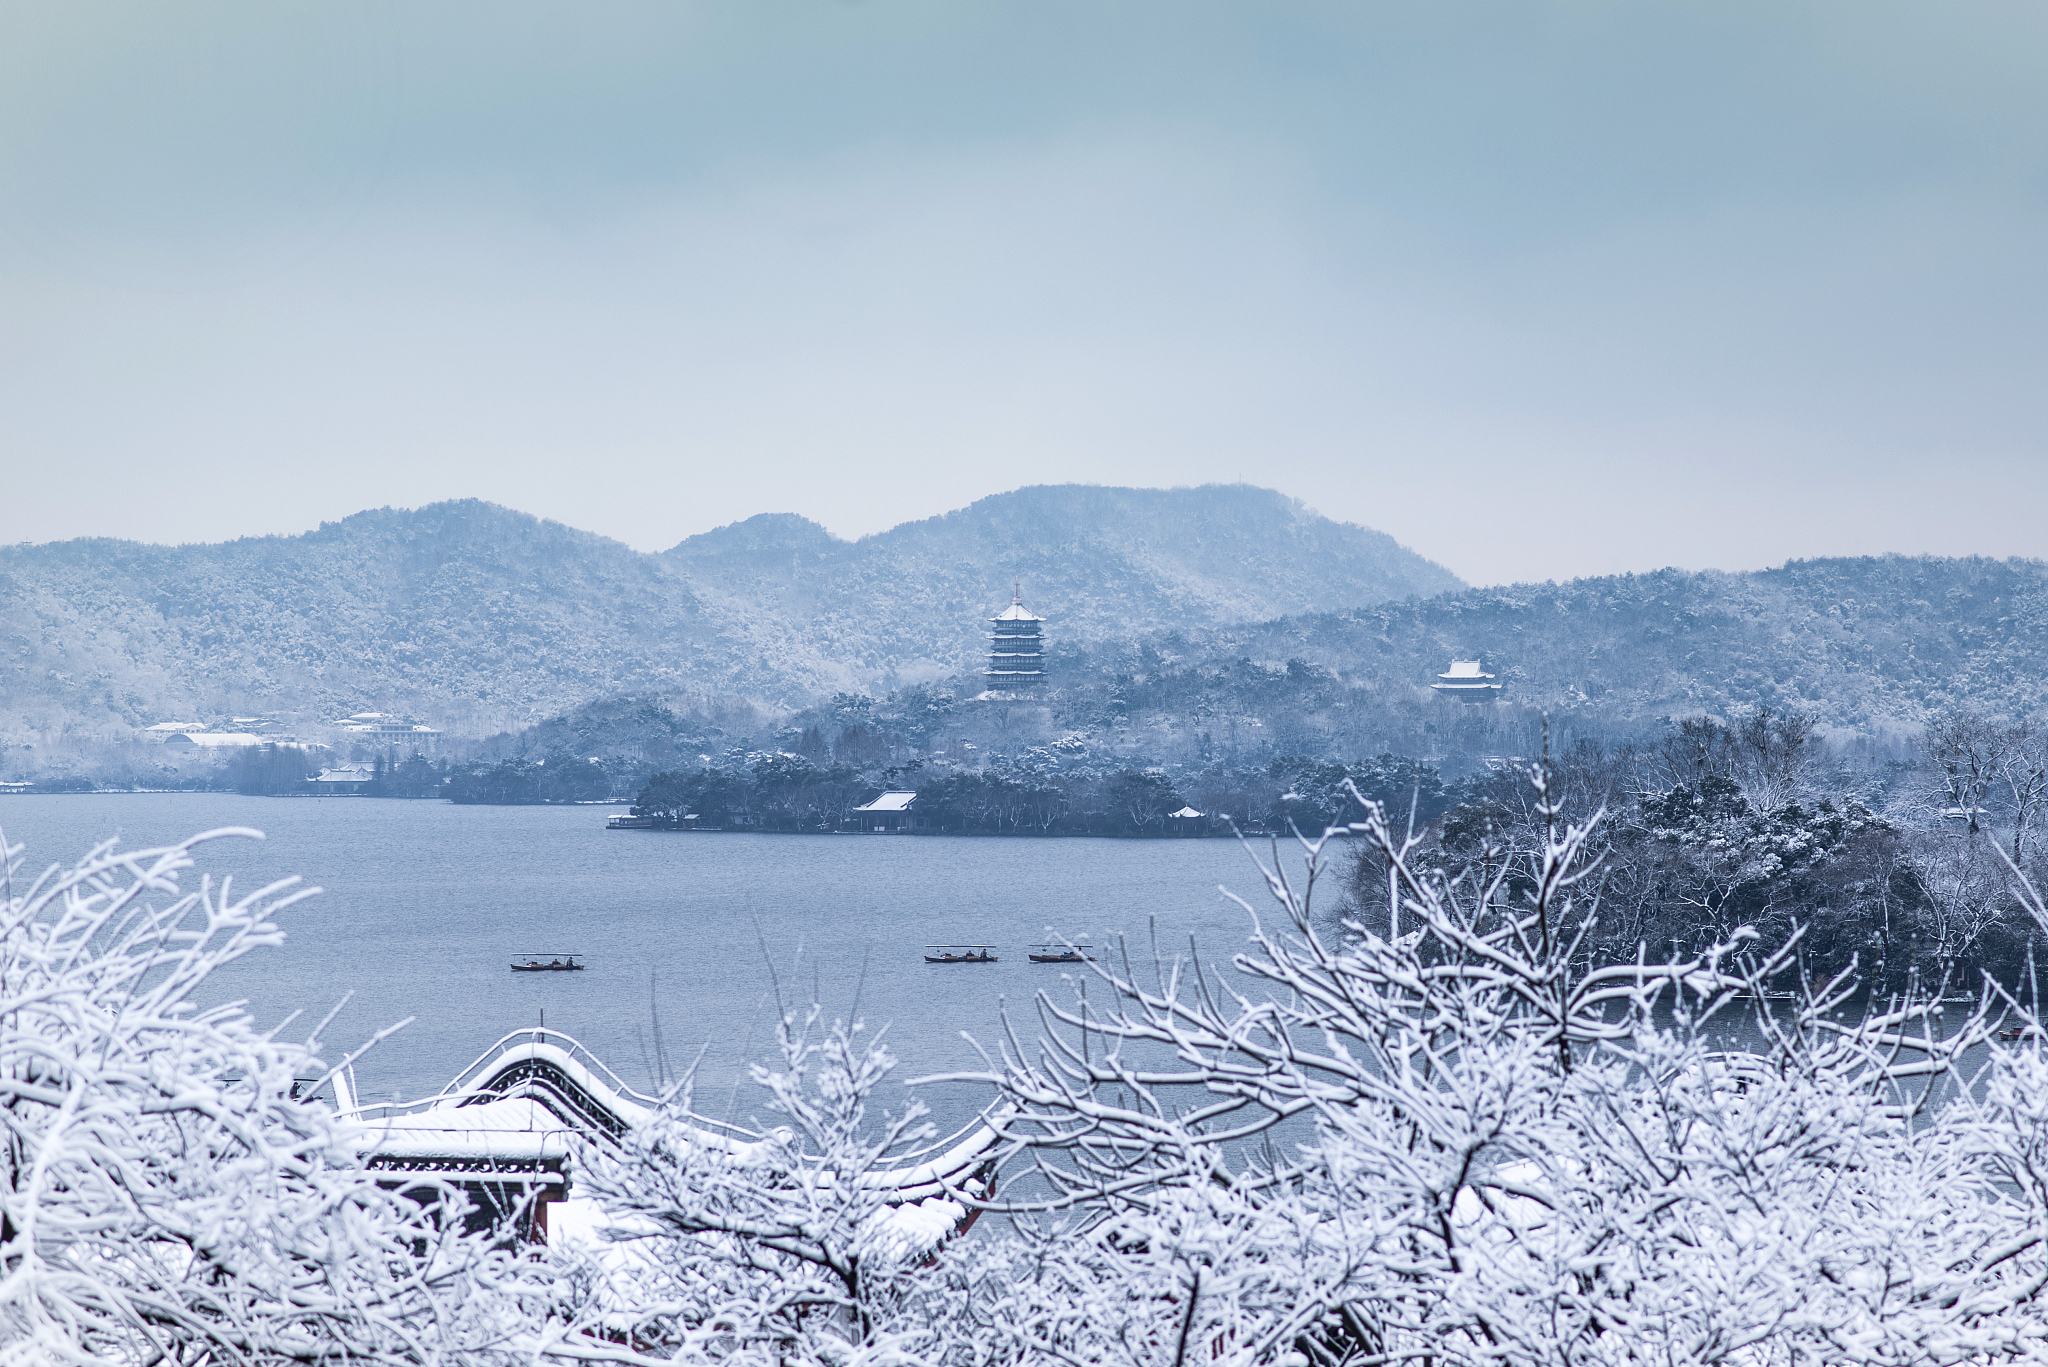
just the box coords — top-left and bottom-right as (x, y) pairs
(0, 795), (1299, 1138)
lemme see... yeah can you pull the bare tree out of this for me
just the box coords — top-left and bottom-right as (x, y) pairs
(1924, 709), (2010, 835)
(1731, 702), (1818, 809)
(2000, 717), (2048, 863)
(1654, 713), (1740, 788)
(1904, 829), (2016, 980)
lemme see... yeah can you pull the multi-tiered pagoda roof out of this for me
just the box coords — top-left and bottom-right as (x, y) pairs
(985, 585), (1045, 694)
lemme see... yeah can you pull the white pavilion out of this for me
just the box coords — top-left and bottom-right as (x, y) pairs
(1431, 659), (1504, 703)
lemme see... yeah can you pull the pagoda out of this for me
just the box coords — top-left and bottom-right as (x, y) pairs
(984, 584), (1046, 694)
(1431, 659), (1503, 703)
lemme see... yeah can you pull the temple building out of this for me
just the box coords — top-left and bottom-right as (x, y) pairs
(340, 1027), (999, 1248)
(984, 584), (1046, 694)
(1431, 659), (1504, 702)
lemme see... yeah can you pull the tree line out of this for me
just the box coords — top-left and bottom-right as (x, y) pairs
(1341, 706), (2048, 993)
(214, 746), (617, 803)
(627, 751), (1450, 837)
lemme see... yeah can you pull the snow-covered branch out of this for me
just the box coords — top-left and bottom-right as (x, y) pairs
(923, 763), (2043, 1365)
(0, 827), (539, 1365)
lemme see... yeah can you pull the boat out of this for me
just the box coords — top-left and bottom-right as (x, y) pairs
(511, 954), (586, 972)
(1028, 943), (1095, 964)
(924, 945), (998, 964)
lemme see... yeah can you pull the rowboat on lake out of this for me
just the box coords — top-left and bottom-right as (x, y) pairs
(511, 954), (585, 972)
(1028, 943), (1095, 964)
(924, 945), (998, 964)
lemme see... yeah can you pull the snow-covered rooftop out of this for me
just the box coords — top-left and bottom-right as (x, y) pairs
(991, 584), (1044, 622)
(1438, 660), (1494, 680)
(854, 790), (919, 813)
(992, 603), (1044, 622)
(344, 1031), (1006, 1205)
(355, 1096), (581, 1163)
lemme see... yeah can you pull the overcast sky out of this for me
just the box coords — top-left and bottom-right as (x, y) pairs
(2, 1), (2042, 586)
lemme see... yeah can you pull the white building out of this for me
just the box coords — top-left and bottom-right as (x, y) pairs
(309, 763), (377, 793)
(852, 790), (922, 832)
(1430, 660), (1504, 703)
(331, 713), (442, 740)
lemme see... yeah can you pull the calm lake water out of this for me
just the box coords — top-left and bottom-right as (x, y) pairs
(0, 796), (1310, 1138)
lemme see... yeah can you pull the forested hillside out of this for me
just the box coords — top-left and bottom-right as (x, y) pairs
(0, 485), (1454, 751)
(1169, 554), (2048, 736)
(666, 484), (1463, 670)
(0, 502), (821, 743)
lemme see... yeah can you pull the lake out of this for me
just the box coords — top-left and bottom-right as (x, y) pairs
(0, 795), (1315, 1139)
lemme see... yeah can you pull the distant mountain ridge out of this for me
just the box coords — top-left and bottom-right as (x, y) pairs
(667, 485), (1464, 676)
(10, 483), (2034, 754)
(0, 484), (1458, 740)
(1182, 554), (2048, 733)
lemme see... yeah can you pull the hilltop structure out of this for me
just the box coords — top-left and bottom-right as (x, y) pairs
(1431, 659), (1504, 703)
(331, 712), (442, 741)
(983, 584), (1046, 695)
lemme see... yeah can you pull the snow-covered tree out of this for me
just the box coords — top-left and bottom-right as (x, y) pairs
(938, 765), (2048, 1366)
(0, 827), (540, 1365)
(27, 807), (2048, 1367)
(563, 1007), (972, 1364)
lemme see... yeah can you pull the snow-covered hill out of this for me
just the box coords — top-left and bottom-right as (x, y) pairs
(0, 484), (1457, 741)
(1176, 554), (2048, 733)
(666, 484), (1464, 683)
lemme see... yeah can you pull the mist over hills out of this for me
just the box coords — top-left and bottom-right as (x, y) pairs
(1170, 554), (2048, 735)
(5, 477), (2040, 777)
(0, 484), (1456, 745)
(667, 484), (1464, 665)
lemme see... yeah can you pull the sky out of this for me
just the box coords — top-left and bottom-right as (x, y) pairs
(2, 1), (2043, 588)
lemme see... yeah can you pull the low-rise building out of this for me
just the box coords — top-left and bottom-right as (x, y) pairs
(852, 790), (923, 832)
(332, 713), (443, 741)
(309, 763), (377, 794)
(1430, 660), (1504, 703)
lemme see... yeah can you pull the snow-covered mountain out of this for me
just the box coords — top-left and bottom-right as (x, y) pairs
(0, 484), (1458, 740)
(666, 484), (1464, 683)
(1177, 554), (2048, 732)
